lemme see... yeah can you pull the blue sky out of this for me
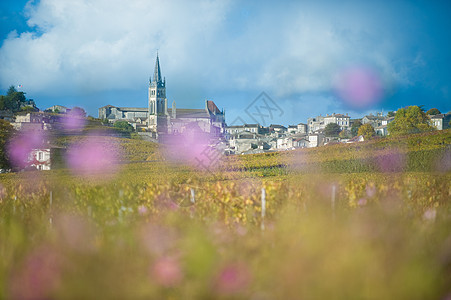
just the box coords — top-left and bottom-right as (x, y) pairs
(1, 0), (450, 125)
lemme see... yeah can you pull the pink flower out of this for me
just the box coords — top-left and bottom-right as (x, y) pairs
(334, 66), (384, 109)
(138, 205), (148, 216)
(436, 148), (451, 173)
(358, 198), (368, 206)
(61, 109), (86, 131)
(66, 135), (121, 177)
(161, 124), (221, 171)
(214, 263), (251, 295)
(7, 130), (45, 169)
(366, 184), (376, 198)
(375, 149), (405, 173)
(423, 208), (437, 221)
(55, 214), (95, 252)
(151, 256), (183, 287)
(9, 245), (62, 299)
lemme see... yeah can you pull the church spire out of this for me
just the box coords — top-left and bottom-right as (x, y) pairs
(153, 52), (162, 84)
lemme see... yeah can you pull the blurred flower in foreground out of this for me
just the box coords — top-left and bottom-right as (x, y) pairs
(61, 108), (86, 131)
(334, 66), (384, 109)
(140, 224), (177, 256)
(10, 245), (62, 299)
(214, 263), (251, 295)
(151, 256), (183, 287)
(7, 130), (45, 169)
(138, 205), (148, 216)
(375, 149), (405, 173)
(366, 183), (376, 198)
(66, 135), (121, 177)
(55, 214), (96, 252)
(358, 198), (368, 206)
(435, 148), (451, 173)
(423, 208), (437, 222)
(161, 124), (221, 171)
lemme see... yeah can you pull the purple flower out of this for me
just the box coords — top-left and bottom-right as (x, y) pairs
(151, 256), (183, 287)
(435, 148), (451, 173)
(7, 130), (45, 169)
(214, 263), (251, 295)
(9, 245), (62, 299)
(375, 149), (405, 173)
(62, 109), (86, 131)
(161, 124), (221, 171)
(138, 205), (148, 216)
(423, 208), (437, 221)
(66, 135), (121, 177)
(334, 66), (384, 109)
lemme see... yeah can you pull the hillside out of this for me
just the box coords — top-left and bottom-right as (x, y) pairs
(223, 129), (451, 174)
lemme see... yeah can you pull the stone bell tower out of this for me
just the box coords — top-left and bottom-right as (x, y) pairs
(148, 53), (168, 133)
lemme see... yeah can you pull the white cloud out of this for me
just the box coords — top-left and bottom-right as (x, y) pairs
(0, 0), (230, 95)
(0, 0), (416, 113)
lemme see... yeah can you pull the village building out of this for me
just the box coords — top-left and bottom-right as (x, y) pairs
(323, 113), (350, 130)
(225, 124), (266, 136)
(361, 113), (385, 128)
(269, 124), (287, 133)
(375, 116), (395, 136)
(98, 105), (148, 124)
(307, 115), (324, 133)
(45, 105), (70, 114)
(308, 133), (325, 148)
(13, 112), (61, 131)
(297, 123), (308, 134)
(429, 113), (451, 130)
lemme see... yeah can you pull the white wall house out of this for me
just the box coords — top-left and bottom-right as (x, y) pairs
(28, 149), (51, 170)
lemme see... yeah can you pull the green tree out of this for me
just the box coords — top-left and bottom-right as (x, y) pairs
(387, 106), (435, 136)
(0, 95), (6, 110)
(426, 108), (441, 115)
(324, 123), (341, 137)
(357, 123), (375, 140)
(351, 120), (362, 137)
(339, 130), (351, 139)
(0, 120), (14, 168)
(19, 106), (38, 113)
(1, 86), (27, 112)
(114, 121), (134, 133)
(387, 111), (395, 117)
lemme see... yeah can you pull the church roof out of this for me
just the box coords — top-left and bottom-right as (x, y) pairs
(118, 107), (148, 112)
(206, 100), (221, 114)
(168, 108), (210, 118)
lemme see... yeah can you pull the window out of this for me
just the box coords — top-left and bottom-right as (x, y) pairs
(38, 152), (43, 160)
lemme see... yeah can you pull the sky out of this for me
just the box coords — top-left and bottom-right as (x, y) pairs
(1, 0), (450, 126)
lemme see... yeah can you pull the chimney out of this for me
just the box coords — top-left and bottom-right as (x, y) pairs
(172, 101), (176, 118)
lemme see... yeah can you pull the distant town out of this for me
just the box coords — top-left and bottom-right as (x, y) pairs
(1, 54), (450, 173)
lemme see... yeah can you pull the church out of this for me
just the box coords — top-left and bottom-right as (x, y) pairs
(99, 54), (226, 138)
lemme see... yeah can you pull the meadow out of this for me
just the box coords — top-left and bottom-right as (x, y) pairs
(0, 129), (450, 299)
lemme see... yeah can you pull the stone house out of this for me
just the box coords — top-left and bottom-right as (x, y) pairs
(324, 113), (351, 130)
(429, 113), (451, 130)
(308, 133), (324, 148)
(362, 113), (385, 128)
(13, 112), (61, 131)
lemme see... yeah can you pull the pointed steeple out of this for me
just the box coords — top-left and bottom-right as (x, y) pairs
(153, 52), (162, 84)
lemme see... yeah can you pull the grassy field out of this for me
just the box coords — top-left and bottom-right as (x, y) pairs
(0, 130), (450, 299)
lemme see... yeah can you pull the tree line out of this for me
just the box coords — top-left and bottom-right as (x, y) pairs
(0, 86), (36, 113)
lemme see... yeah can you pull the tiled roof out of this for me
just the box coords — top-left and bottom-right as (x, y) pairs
(168, 108), (210, 118)
(119, 107), (148, 112)
(207, 100), (221, 114)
